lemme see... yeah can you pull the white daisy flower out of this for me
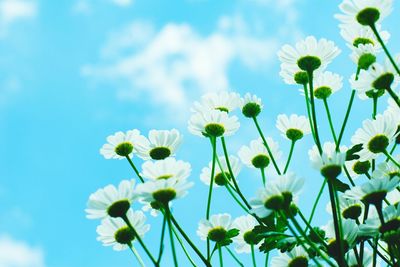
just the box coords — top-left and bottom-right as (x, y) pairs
(308, 142), (347, 177)
(278, 36), (340, 73)
(345, 248), (373, 267)
(86, 180), (137, 219)
(100, 130), (147, 159)
(350, 44), (377, 70)
(335, 0), (393, 26)
(191, 91), (241, 114)
(238, 138), (282, 169)
(200, 155), (241, 187)
(351, 114), (397, 160)
(270, 246), (310, 267)
(372, 156), (400, 179)
(359, 204), (400, 237)
(343, 176), (400, 206)
(344, 159), (371, 180)
(326, 195), (364, 220)
(340, 23), (390, 49)
(279, 64), (309, 85)
(188, 109), (240, 138)
(197, 213), (234, 243)
(250, 173), (304, 217)
(276, 114), (311, 141)
(241, 93), (263, 118)
(96, 209), (150, 251)
(232, 215), (260, 254)
(312, 71), (343, 99)
(134, 129), (183, 160)
(323, 219), (359, 257)
(137, 177), (194, 206)
(141, 158), (191, 181)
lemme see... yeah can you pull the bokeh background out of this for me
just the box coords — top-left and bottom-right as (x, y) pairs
(1, 0), (399, 266)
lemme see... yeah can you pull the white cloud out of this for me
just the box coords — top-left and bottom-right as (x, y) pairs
(0, 236), (45, 267)
(0, 0), (37, 36)
(73, 0), (133, 14)
(82, 16), (278, 108)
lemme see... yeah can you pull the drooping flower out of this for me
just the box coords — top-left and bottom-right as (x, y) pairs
(278, 36), (340, 73)
(279, 64), (309, 85)
(100, 130), (147, 159)
(308, 142), (347, 178)
(339, 23), (390, 49)
(351, 114), (397, 160)
(312, 71), (343, 99)
(276, 114), (311, 141)
(270, 246), (310, 267)
(326, 195), (364, 220)
(134, 129), (183, 160)
(350, 44), (377, 70)
(200, 155), (241, 187)
(141, 158), (191, 181)
(197, 213), (235, 243)
(96, 209), (150, 251)
(191, 91), (241, 114)
(188, 109), (240, 138)
(232, 215), (260, 254)
(323, 219), (359, 258)
(238, 138), (281, 169)
(241, 93), (263, 118)
(86, 180), (137, 219)
(359, 204), (400, 237)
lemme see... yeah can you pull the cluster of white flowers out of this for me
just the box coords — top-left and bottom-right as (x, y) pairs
(86, 0), (400, 266)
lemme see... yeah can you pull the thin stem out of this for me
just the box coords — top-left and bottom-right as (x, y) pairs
(157, 216), (167, 264)
(265, 252), (269, 267)
(370, 23), (400, 76)
(206, 137), (217, 259)
(307, 70), (323, 154)
(252, 116), (282, 174)
(284, 140), (296, 174)
(128, 244), (146, 267)
(226, 247), (244, 267)
(251, 245), (257, 267)
(303, 83), (316, 142)
(307, 179), (327, 229)
(171, 227), (196, 267)
(372, 237), (378, 267)
(384, 150), (400, 169)
(336, 90), (356, 149)
(126, 156), (144, 183)
(298, 210), (327, 247)
(170, 215), (211, 267)
(387, 87), (400, 109)
(323, 98), (338, 144)
(260, 167), (266, 186)
(372, 94), (378, 119)
(218, 245), (224, 267)
(165, 207), (178, 267)
(122, 215), (158, 266)
(225, 183), (250, 213)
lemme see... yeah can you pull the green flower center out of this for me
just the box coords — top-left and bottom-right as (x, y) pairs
(205, 123), (225, 137)
(251, 154), (270, 169)
(294, 71), (309, 85)
(297, 56), (321, 72)
(242, 102), (261, 118)
(314, 86), (332, 99)
(286, 128), (304, 141)
(208, 227), (227, 242)
(107, 200), (131, 218)
(243, 230), (257, 245)
(114, 226), (135, 245)
(327, 240), (350, 259)
(363, 191), (387, 206)
(373, 73), (395, 90)
(320, 164), (342, 179)
(368, 134), (389, 154)
(353, 37), (374, 48)
(152, 189), (176, 204)
(358, 53), (376, 70)
(149, 147), (171, 160)
(356, 7), (380, 26)
(115, 142), (134, 157)
(352, 161), (371, 175)
(342, 205), (362, 220)
(264, 195), (284, 211)
(288, 256), (308, 267)
(150, 201), (162, 210)
(214, 172), (231, 186)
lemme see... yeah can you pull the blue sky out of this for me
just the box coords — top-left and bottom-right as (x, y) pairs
(0, 0), (399, 266)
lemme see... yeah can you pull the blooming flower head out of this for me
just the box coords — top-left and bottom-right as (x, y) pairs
(335, 0), (393, 26)
(238, 138), (281, 169)
(276, 114), (311, 141)
(323, 219), (359, 258)
(350, 44), (377, 70)
(200, 155), (241, 187)
(278, 36), (340, 73)
(86, 180), (137, 219)
(351, 60), (400, 100)
(372, 156), (400, 180)
(326, 195), (364, 220)
(345, 248), (373, 267)
(96, 209), (150, 251)
(360, 204), (400, 238)
(141, 158), (191, 181)
(134, 129), (183, 160)
(100, 130), (147, 159)
(191, 91), (241, 114)
(345, 159), (371, 180)
(188, 109), (240, 138)
(270, 246), (310, 267)
(279, 64), (309, 85)
(351, 114), (397, 160)
(340, 23), (390, 49)
(137, 177), (193, 207)
(312, 71), (343, 99)
(308, 142), (347, 178)
(197, 213), (235, 243)
(241, 93), (263, 118)
(250, 173), (304, 217)
(232, 215), (260, 254)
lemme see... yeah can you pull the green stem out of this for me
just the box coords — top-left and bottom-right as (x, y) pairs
(384, 150), (400, 169)
(298, 210), (327, 247)
(226, 247), (244, 267)
(206, 137), (217, 259)
(265, 252), (269, 267)
(323, 98), (338, 144)
(128, 244), (146, 267)
(307, 179), (327, 229)
(372, 94), (378, 119)
(303, 83), (316, 142)
(218, 245), (224, 267)
(122, 215), (159, 266)
(252, 117), (282, 174)
(387, 87), (400, 109)
(171, 227), (196, 267)
(165, 207), (178, 267)
(251, 245), (257, 267)
(284, 140), (296, 174)
(225, 183), (250, 213)
(336, 90), (356, 150)
(370, 23), (400, 76)
(157, 216), (167, 264)
(260, 168), (266, 186)
(126, 156), (144, 183)
(307, 70), (323, 154)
